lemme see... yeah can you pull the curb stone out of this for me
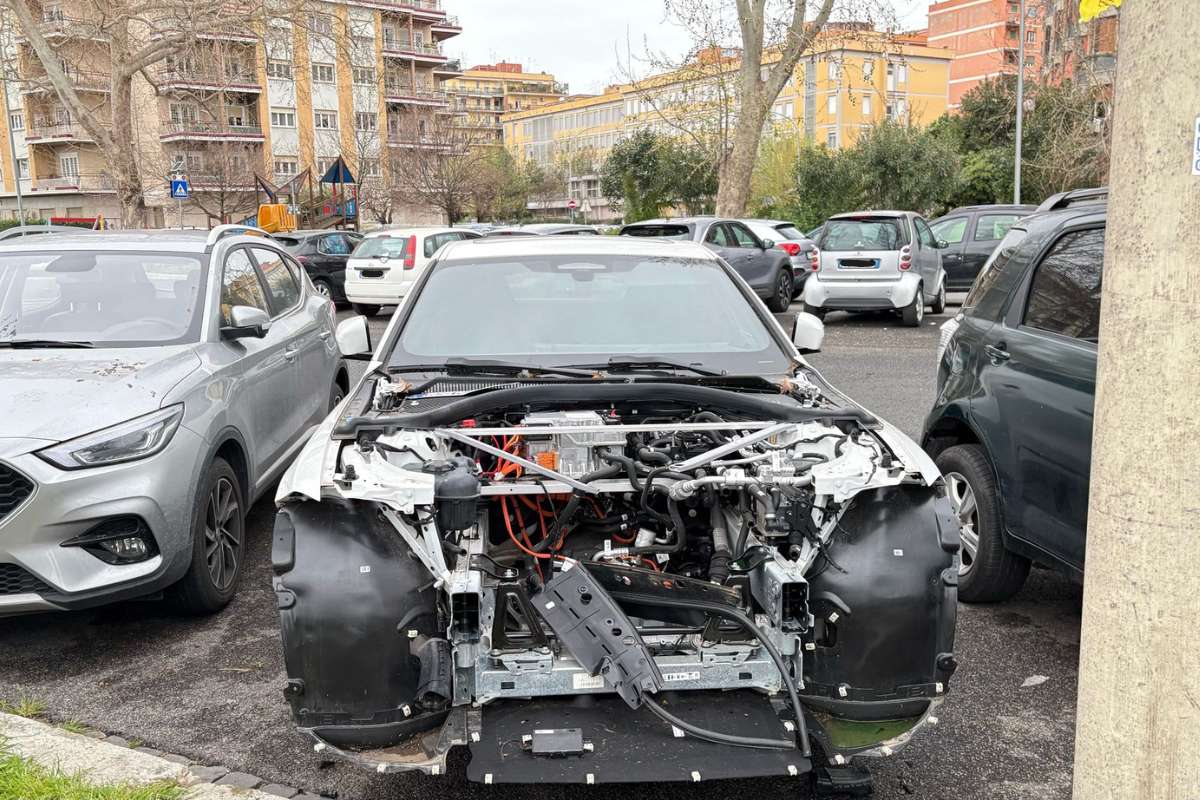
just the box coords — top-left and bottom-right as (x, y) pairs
(0, 712), (303, 800)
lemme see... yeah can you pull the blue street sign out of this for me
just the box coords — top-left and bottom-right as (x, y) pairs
(170, 179), (190, 199)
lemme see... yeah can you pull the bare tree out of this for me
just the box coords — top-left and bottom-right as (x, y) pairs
(388, 108), (491, 225)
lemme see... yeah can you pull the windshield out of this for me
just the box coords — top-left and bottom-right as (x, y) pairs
(0, 250), (206, 347)
(821, 218), (907, 251)
(353, 236), (411, 258)
(390, 254), (791, 374)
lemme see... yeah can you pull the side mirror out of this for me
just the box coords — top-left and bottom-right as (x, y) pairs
(336, 315), (372, 358)
(791, 312), (824, 354)
(761, 238), (775, 250)
(221, 305), (271, 340)
(937, 239), (950, 249)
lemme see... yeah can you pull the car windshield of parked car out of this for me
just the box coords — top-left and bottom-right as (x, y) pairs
(352, 236), (410, 258)
(772, 224), (806, 240)
(390, 254), (791, 374)
(621, 224), (691, 240)
(821, 218), (906, 251)
(0, 250), (206, 347)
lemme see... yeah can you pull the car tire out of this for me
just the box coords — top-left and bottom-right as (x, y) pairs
(351, 303), (380, 316)
(767, 268), (794, 313)
(936, 444), (1031, 603)
(169, 457), (246, 615)
(312, 278), (334, 300)
(931, 282), (947, 314)
(802, 302), (826, 320)
(901, 289), (924, 326)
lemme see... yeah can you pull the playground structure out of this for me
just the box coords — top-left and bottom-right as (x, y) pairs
(254, 156), (359, 234)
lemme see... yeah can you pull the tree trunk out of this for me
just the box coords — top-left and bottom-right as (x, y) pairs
(715, 100), (767, 217)
(108, 49), (149, 228)
(1071, 4), (1200, 799)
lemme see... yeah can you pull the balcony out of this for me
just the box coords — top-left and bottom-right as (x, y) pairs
(158, 67), (261, 93)
(508, 82), (567, 95)
(381, 39), (449, 63)
(21, 69), (111, 96)
(351, 0), (445, 20)
(451, 86), (504, 97)
(433, 59), (463, 76)
(160, 120), (265, 142)
(31, 173), (115, 193)
(384, 83), (448, 106)
(431, 14), (461, 38)
(25, 120), (94, 143)
(185, 172), (258, 191)
(31, 13), (109, 41)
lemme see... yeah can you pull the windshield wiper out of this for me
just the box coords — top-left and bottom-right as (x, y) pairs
(565, 357), (722, 377)
(0, 338), (95, 349)
(389, 358), (595, 379)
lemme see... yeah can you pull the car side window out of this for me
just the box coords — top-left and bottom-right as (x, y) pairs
(915, 218), (937, 249)
(424, 233), (449, 258)
(704, 224), (731, 247)
(251, 247), (301, 316)
(220, 248), (270, 326)
(931, 217), (967, 245)
(1022, 228), (1105, 341)
(974, 214), (1023, 242)
(318, 234), (350, 255)
(728, 223), (759, 249)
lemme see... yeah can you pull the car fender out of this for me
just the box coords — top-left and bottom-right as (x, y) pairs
(891, 272), (924, 307)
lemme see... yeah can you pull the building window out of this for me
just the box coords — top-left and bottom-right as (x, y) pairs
(1008, 2), (1019, 13)
(825, 130), (837, 149)
(827, 94), (837, 115)
(171, 151), (203, 173)
(862, 59), (874, 81)
(827, 61), (839, 81)
(8, 112), (23, 131)
(311, 63), (335, 84)
(169, 103), (198, 126)
(314, 110), (338, 129)
(352, 66), (375, 85)
(355, 111), (377, 130)
(897, 64), (907, 83)
(862, 94), (872, 116)
(362, 158), (381, 177)
(266, 60), (292, 79)
(886, 63), (895, 91)
(226, 104), (248, 127)
(58, 153), (79, 177)
(309, 13), (333, 36)
(270, 108), (296, 128)
(17, 158), (29, 179)
(274, 158), (298, 176)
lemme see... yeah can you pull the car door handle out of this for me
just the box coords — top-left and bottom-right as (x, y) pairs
(318, 331), (332, 341)
(283, 345), (300, 362)
(985, 344), (1011, 364)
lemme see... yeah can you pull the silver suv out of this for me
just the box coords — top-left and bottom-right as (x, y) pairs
(0, 225), (350, 616)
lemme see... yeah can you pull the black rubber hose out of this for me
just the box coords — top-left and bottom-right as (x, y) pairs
(598, 450), (647, 492)
(637, 446), (671, 466)
(688, 411), (731, 445)
(610, 593), (812, 757)
(531, 464), (622, 553)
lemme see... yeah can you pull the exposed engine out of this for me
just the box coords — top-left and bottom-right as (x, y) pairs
(273, 388), (959, 780)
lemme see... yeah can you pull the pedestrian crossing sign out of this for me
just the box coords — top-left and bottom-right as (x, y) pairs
(170, 179), (190, 199)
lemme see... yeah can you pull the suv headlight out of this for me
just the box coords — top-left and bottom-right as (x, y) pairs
(36, 405), (184, 470)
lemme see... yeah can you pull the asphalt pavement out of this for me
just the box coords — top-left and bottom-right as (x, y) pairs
(0, 298), (1081, 800)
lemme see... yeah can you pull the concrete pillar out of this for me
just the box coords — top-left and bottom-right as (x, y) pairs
(1071, 3), (1200, 799)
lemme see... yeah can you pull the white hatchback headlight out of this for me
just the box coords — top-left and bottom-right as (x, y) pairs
(36, 405), (184, 470)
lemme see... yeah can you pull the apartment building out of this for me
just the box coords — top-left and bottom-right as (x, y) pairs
(443, 62), (566, 146)
(503, 27), (952, 220)
(1041, 1), (1118, 90)
(928, 0), (1043, 108)
(0, 0), (463, 227)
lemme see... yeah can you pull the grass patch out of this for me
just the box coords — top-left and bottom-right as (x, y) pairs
(0, 743), (182, 800)
(60, 721), (89, 735)
(0, 697), (46, 719)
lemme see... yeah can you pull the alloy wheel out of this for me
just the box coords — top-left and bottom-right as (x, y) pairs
(314, 281), (331, 298)
(945, 471), (978, 575)
(203, 477), (241, 591)
(915, 296), (925, 323)
(778, 272), (793, 303)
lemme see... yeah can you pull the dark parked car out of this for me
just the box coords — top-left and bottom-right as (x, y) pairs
(519, 223), (600, 235)
(619, 217), (795, 312)
(922, 189), (1106, 601)
(929, 205), (1036, 291)
(272, 230), (364, 303)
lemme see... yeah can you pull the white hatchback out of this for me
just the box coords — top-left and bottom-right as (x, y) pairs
(344, 227), (481, 315)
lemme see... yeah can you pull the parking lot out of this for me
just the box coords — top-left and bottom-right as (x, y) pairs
(0, 297), (1081, 800)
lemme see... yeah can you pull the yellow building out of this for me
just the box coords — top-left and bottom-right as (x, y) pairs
(503, 25), (953, 220)
(443, 62), (565, 146)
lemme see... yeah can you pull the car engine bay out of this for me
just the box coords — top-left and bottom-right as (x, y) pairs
(272, 377), (959, 782)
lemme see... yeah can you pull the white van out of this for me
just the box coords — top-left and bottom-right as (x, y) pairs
(344, 227), (481, 315)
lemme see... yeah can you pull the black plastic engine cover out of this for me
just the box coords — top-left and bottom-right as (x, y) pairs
(272, 500), (445, 748)
(802, 484), (959, 719)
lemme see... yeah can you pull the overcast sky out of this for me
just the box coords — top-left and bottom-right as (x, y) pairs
(451, 1), (932, 95)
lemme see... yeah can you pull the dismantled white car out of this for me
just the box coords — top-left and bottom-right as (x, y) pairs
(272, 237), (959, 789)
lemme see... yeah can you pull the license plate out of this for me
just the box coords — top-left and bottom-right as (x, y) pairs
(838, 258), (879, 270)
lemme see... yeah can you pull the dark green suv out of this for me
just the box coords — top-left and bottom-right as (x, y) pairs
(922, 189), (1106, 601)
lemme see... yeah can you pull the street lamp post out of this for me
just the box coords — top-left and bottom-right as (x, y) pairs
(1014, 0), (1027, 204)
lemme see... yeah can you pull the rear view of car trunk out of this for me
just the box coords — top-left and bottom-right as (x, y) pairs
(818, 216), (908, 287)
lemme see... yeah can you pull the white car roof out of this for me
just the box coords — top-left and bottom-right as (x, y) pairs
(438, 234), (716, 262)
(363, 226), (461, 239)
